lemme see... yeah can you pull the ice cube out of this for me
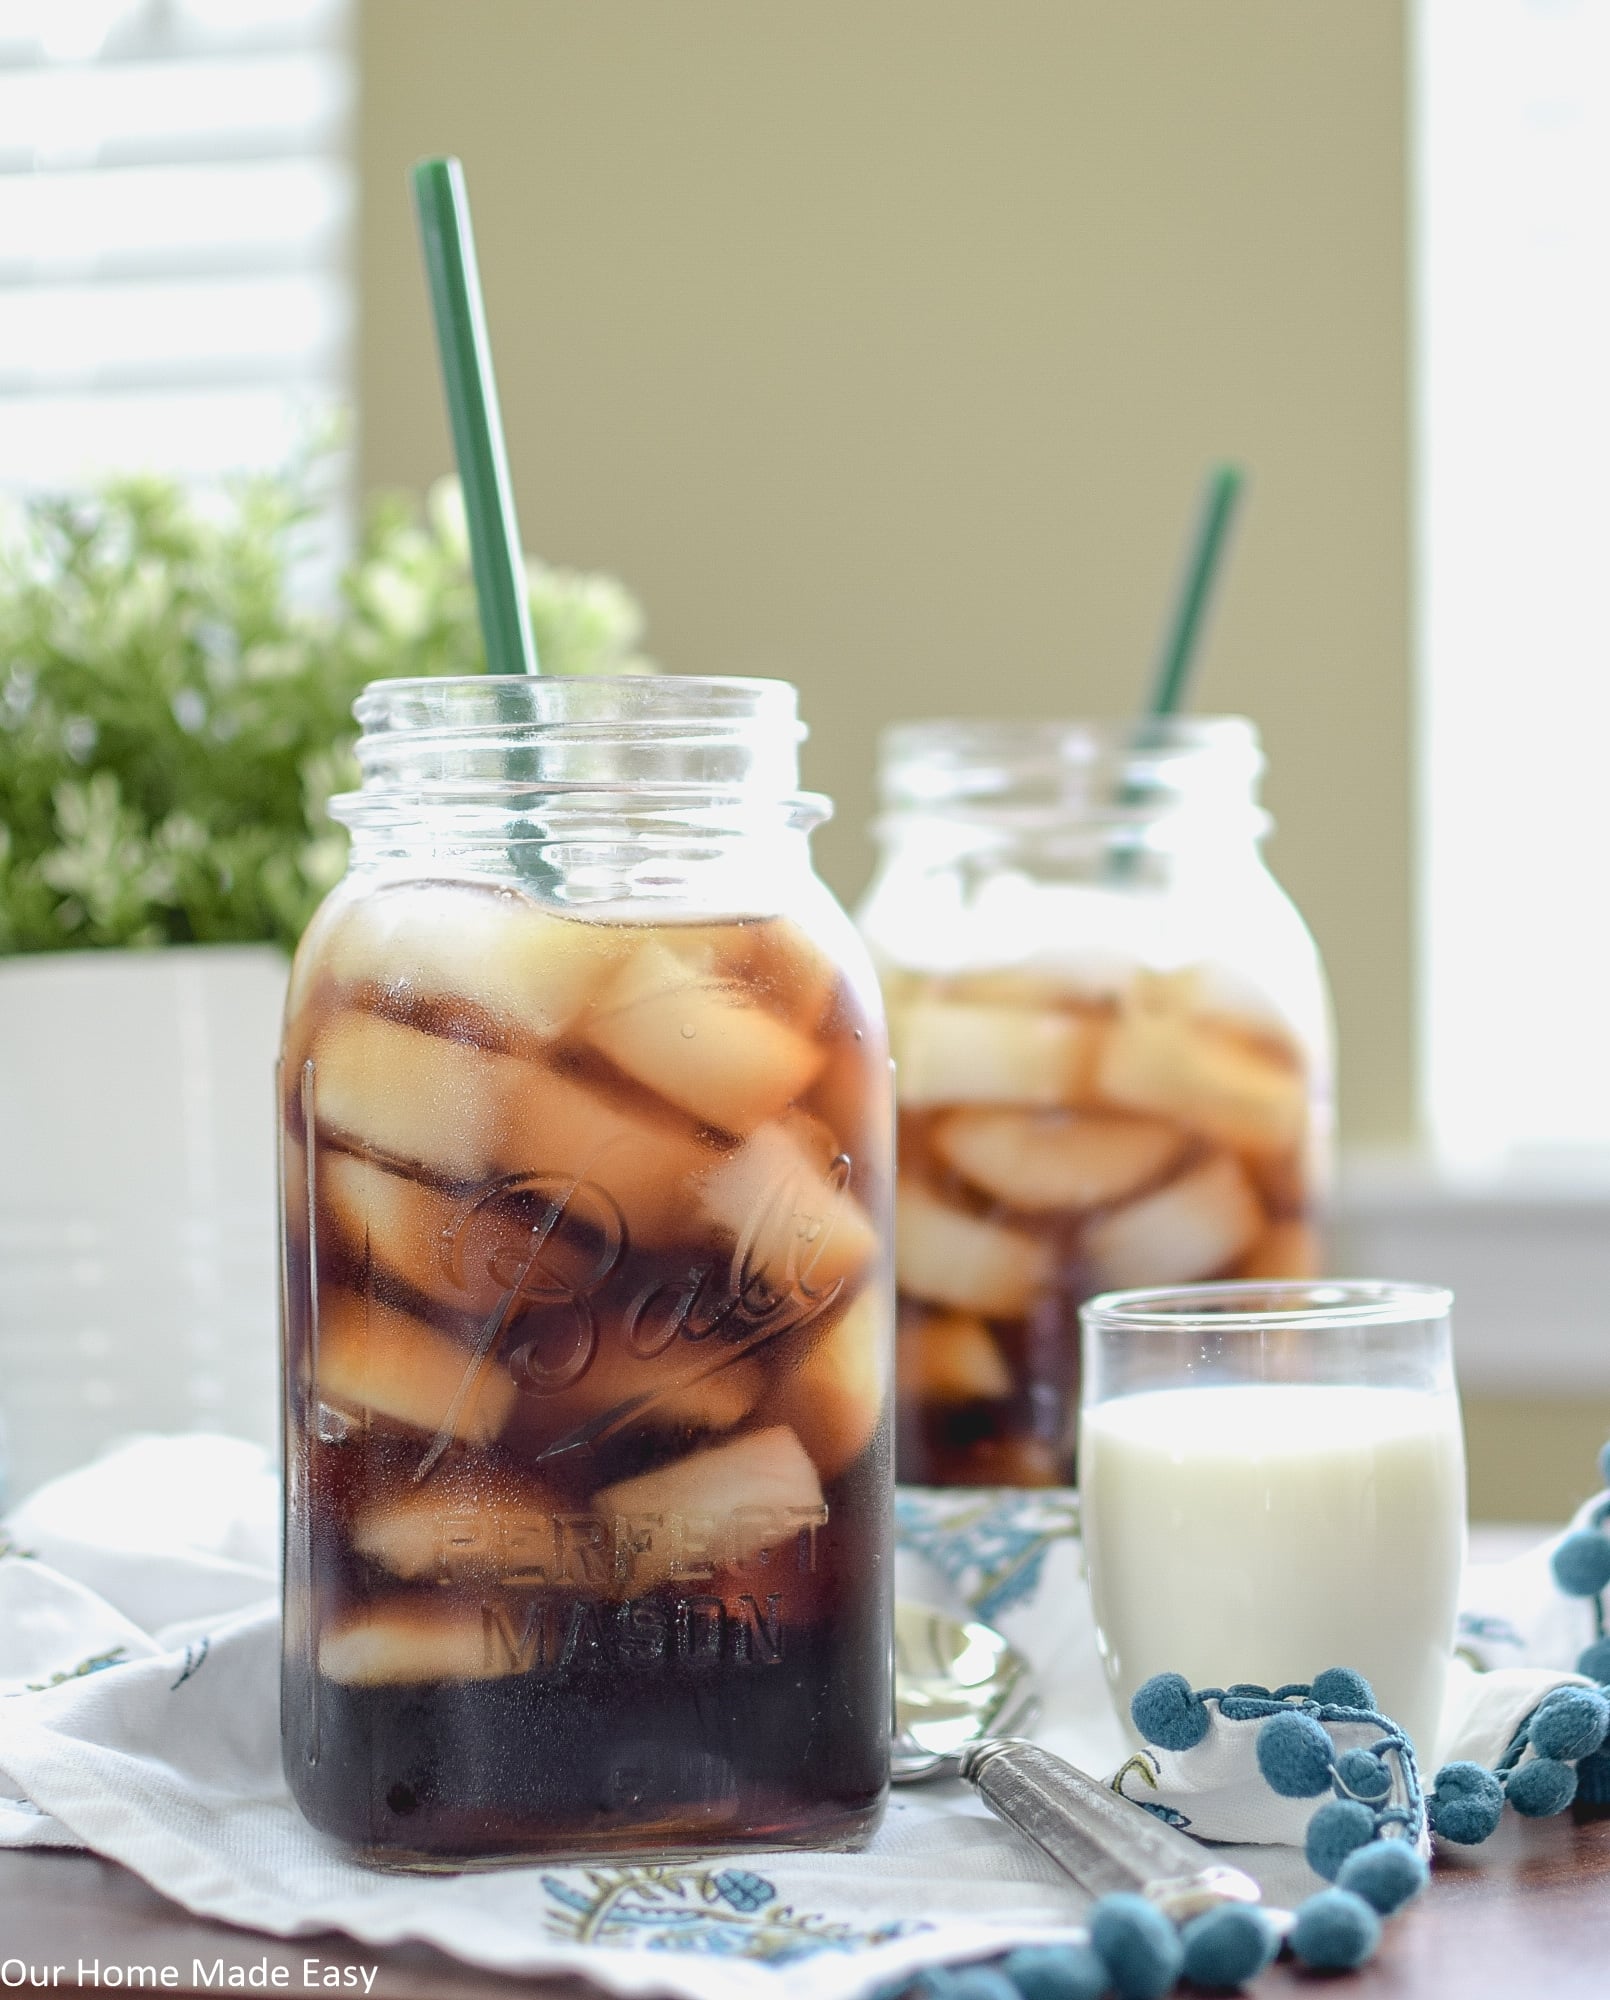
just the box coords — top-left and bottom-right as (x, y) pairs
(1084, 1153), (1264, 1290)
(311, 1013), (514, 1181)
(698, 1116), (878, 1301)
(492, 1059), (726, 1251)
(805, 1033), (894, 1192)
(595, 1425), (826, 1595)
(502, 1324), (767, 1454)
(350, 1474), (561, 1584)
(759, 1287), (889, 1482)
(931, 1108), (1185, 1213)
(945, 970), (1096, 1009)
(585, 937), (826, 1133)
(643, 1358), (767, 1434)
(746, 914), (846, 1033)
(897, 1308), (1014, 1403)
(315, 1291), (516, 1443)
(319, 1146), (631, 1318)
(312, 879), (629, 1043)
(319, 1602), (524, 1684)
(1097, 973), (1307, 1158)
(1250, 1144), (1317, 1217)
(319, 1034), (724, 1254)
(894, 1181), (1052, 1316)
(1238, 1218), (1322, 1279)
(890, 999), (1099, 1107)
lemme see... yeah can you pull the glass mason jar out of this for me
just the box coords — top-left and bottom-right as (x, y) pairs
(279, 676), (893, 1866)
(858, 717), (1332, 1488)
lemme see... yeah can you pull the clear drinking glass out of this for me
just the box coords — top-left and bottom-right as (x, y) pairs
(1079, 1281), (1464, 1760)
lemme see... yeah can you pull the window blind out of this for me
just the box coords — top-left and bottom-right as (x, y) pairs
(0, 0), (352, 493)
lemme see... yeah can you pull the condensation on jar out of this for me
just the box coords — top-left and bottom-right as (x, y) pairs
(278, 675), (893, 1867)
(857, 716), (1333, 1489)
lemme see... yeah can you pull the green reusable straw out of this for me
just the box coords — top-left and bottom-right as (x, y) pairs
(410, 156), (539, 676)
(1109, 464), (1245, 868)
(1141, 461), (1244, 727)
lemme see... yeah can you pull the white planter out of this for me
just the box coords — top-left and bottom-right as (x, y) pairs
(0, 945), (289, 1503)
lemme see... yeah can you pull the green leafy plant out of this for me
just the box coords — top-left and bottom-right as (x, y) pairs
(0, 468), (657, 955)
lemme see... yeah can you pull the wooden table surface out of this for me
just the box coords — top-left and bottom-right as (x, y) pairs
(2, 1802), (1607, 1997)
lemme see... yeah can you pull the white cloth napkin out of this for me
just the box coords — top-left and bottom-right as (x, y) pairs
(0, 1438), (1588, 1998)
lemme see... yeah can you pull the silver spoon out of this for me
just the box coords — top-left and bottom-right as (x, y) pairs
(892, 1600), (1265, 1920)
(892, 1600), (1039, 1782)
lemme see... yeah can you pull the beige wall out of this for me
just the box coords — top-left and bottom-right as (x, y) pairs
(356, 5), (1610, 1524)
(356, 0), (1413, 1148)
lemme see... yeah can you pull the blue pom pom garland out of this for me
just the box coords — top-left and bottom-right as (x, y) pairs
(1551, 1529), (1610, 1598)
(1576, 1748), (1610, 1807)
(1305, 1797), (1380, 1880)
(1577, 1636), (1610, 1683)
(1290, 1889), (1382, 1972)
(1310, 1665), (1376, 1711)
(998, 1943), (1111, 2000)
(1255, 1710), (1336, 1797)
(1336, 1837), (1429, 1914)
(1335, 1746), (1393, 1802)
(1428, 1760), (1505, 1844)
(1179, 1905), (1277, 1990)
(1088, 1893), (1184, 2000)
(1529, 1685), (1610, 1762)
(1130, 1672), (1211, 1752)
(1505, 1755), (1578, 1818)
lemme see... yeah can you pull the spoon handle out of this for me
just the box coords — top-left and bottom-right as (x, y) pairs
(960, 1738), (1264, 1920)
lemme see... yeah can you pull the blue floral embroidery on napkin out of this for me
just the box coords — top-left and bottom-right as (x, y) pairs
(541, 1866), (919, 1961)
(895, 1487), (1081, 1623)
(1457, 1611), (1525, 1653)
(1109, 1751), (1194, 1830)
(21, 1646), (127, 1694)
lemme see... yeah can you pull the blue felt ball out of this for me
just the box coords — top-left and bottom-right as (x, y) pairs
(1506, 1756), (1578, 1818)
(998, 1944), (1112, 2000)
(1575, 1749), (1610, 1807)
(1529, 1685), (1610, 1762)
(1335, 1747), (1393, 1802)
(1310, 1666), (1377, 1712)
(1305, 1797), (1380, 1881)
(1088, 1893), (1184, 2000)
(921, 1969), (1022, 2000)
(1551, 1530), (1610, 1598)
(1427, 1761), (1506, 1845)
(1130, 1672), (1210, 1752)
(1256, 1710), (1335, 1797)
(1598, 1439), (1610, 1490)
(1336, 1838), (1430, 1915)
(1577, 1637), (1610, 1685)
(1178, 1906), (1277, 1991)
(1291, 1889), (1382, 1972)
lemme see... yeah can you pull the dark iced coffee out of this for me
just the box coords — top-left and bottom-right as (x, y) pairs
(279, 680), (892, 1866)
(886, 965), (1319, 1485)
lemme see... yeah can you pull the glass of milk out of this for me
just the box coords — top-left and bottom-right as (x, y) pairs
(1079, 1281), (1464, 1761)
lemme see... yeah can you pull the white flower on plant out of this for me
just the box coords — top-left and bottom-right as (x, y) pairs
(361, 562), (433, 641)
(427, 477), (471, 559)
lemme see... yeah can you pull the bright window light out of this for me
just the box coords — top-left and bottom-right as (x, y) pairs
(0, 0), (351, 500)
(1416, 0), (1610, 1177)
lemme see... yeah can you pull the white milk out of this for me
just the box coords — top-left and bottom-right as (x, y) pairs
(1080, 1383), (1466, 1760)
